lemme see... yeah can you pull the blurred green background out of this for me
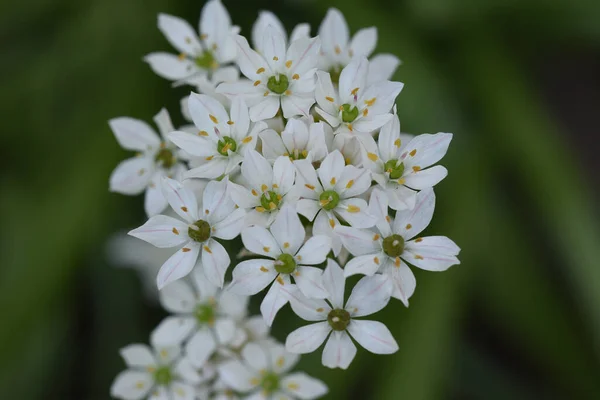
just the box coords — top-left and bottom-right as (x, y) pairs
(1, 0), (599, 398)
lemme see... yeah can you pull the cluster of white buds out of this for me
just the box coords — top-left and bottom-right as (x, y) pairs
(109, 1), (460, 399)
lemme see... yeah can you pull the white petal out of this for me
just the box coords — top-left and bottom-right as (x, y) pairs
(347, 319), (398, 354)
(229, 259), (277, 295)
(161, 177), (199, 222)
(110, 370), (153, 400)
(242, 342), (269, 371)
(290, 23), (310, 42)
(216, 80), (264, 107)
(282, 115), (309, 151)
(403, 238), (460, 271)
(262, 25), (287, 72)
(336, 165), (371, 198)
(144, 52), (197, 81)
(215, 317), (237, 345)
(359, 80), (404, 115)
(193, 268), (219, 301)
(202, 179), (233, 223)
(287, 37), (321, 76)
(168, 131), (216, 157)
(294, 159), (321, 199)
(281, 372), (328, 399)
(322, 259), (345, 308)
(334, 225), (380, 256)
(285, 322), (330, 354)
(269, 342), (300, 374)
(252, 11), (286, 53)
(188, 93), (229, 136)
(352, 114), (393, 133)
(318, 150), (345, 191)
(403, 165), (448, 190)
(367, 54), (400, 84)
(169, 382), (195, 400)
(218, 290), (249, 319)
(229, 97), (251, 141)
(296, 199), (320, 221)
(148, 386), (169, 400)
(110, 157), (153, 195)
(377, 113), (401, 163)
(336, 198), (375, 228)
(260, 277), (291, 326)
(318, 8), (349, 60)
(387, 184), (418, 211)
(212, 208), (245, 239)
(368, 187), (392, 236)
(281, 94), (315, 119)
(201, 239), (230, 288)
(345, 274), (392, 317)
(109, 117), (160, 151)
(249, 96), (280, 121)
(313, 210), (342, 256)
(339, 57), (368, 102)
(350, 27), (377, 58)
(152, 343), (181, 365)
(218, 359), (260, 392)
(389, 262), (416, 306)
(144, 173), (168, 216)
(270, 205), (305, 256)
(199, 0), (232, 59)
(185, 327), (217, 367)
(273, 156), (296, 195)
(128, 215), (189, 248)
(287, 290), (331, 321)
(173, 357), (202, 385)
(321, 331), (357, 370)
(158, 280), (196, 313)
(158, 13), (202, 56)
(245, 316), (270, 340)
(184, 158), (229, 180)
(228, 181), (259, 209)
(296, 236), (331, 265)
(402, 132), (452, 169)
(393, 187), (435, 239)
(260, 129), (287, 160)
(241, 149), (273, 191)
(315, 71), (339, 116)
(156, 242), (200, 289)
(151, 316), (196, 345)
(119, 344), (156, 368)
(344, 253), (383, 277)
(294, 265), (329, 299)
(241, 226), (281, 257)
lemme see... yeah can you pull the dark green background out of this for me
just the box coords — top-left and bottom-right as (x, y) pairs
(1, 0), (599, 398)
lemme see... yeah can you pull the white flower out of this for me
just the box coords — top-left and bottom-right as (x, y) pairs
(169, 94), (266, 180)
(260, 117), (331, 164)
(252, 11), (310, 54)
(331, 134), (362, 166)
(183, 67), (240, 108)
(151, 269), (249, 367)
(335, 188), (460, 305)
(285, 259), (397, 369)
(314, 57), (403, 147)
(229, 205), (331, 326)
(128, 177), (245, 289)
(295, 150), (374, 255)
(145, 1), (237, 85)
(318, 8), (400, 85)
(218, 342), (328, 400)
(362, 113), (452, 210)
(228, 150), (297, 227)
(110, 341), (200, 400)
(109, 108), (186, 217)
(216, 28), (321, 121)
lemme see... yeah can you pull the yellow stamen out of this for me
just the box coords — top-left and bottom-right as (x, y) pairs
(325, 96), (334, 102)
(367, 152), (378, 161)
(256, 67), (265, 74)
(285, 60), (293, 68)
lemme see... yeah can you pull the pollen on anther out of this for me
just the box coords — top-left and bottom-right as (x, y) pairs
(199, 130), (208, 136)
(409, 149), (417, 157)
(363, 109), (369, 117)
(276, 276), (285, 285)
(261, 184), (268, 192)
(203, 246), (212, 253)
(373, 234), (380, 241)
(138, 169), (146, 176)
(272, 56), (279, 61)
(329, 219), (335, 228)
(285, 60), (293, 68)
(256, 206), (266, 213)
(415, 254), (424, 260)
(348, 124), (353, 131)
(263, 246), (270, 252)
(364, 98), (376, 107)
(395, 257), (401, 267)
(385, 215), (391, 222)
(172, 228), (179, 235)
(205, 209), (209, 215)
(415, 237), (423, 243)
(406, 224), (412, 230)
(330, 177), (336, 185)
(283, 242), (290, 248)
(292, 73), (299, 80)
(242, 136), (253, 143)
(351, 88), (359, 96)
(181, 206), (188, 212)
(177, 53), (186, 61)
(346, 180), (354, 188)
(206, 156), (214, 161)
(412, 166), (421, 172)
(297, 255), (302, 261)
(251, 189), (258, 196)
(260, 266), (269, 272)
(374, 256), (380, 265)
(367, 152), (378, 161)
(325, 96), (334, 102)
(256, 67), (265, 74)
(347, 205), (360, 213)
(277, 356), (285, 367)
(394, 139), (401, 147)
(285, 90), (291, 96)
(136, 381), (145, 389)
(209, 114), (218, 124)
(305, 184), (315, 190)
(334, 45), (341, 54)
(264, 91), (270, 96)
(316, 307), (324, 312)
(182, 247), (191, 253)
(288, 383), (299, 390)
(254, 80), (261, 86)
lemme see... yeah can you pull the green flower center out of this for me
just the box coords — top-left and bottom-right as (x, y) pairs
(195, 51), (216, 69)
(329, 66), (342, 85)
(154, 366), (173, 386)
(383, 234), (405, 257)
(327, 308), (351, 331)
(319, 190), (340, 211)
(217, 136), (237, 156)
(384, 159), (405, 180)
(341, 104), (359, 123)
(260, 190), (281, 211)
(267, 74), (289, 94)
(194, 303), (215, 325)
(188, 220), (211, 243)
(260, 371), (280, 394)
(275, 253), (296, 274)
(155, 147), (176, 169)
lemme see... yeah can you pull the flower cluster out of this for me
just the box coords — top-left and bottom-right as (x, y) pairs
(109, 2), (460, 399)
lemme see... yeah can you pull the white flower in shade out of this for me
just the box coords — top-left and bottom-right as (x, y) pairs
(145, 1), (237, 85)
(151, 269), (249, 367)
(109, 109), (186, 217)
(128, 178), (245, 289)
(252, 11), (310, 55)
(229, 205), (331, 326)
(285, 259), (397, 369)
(216, 28), (321, 122)
(314, 57), (403, 147)
(332, 134), (362, 167)
(260, 118), (331, 164)
(169, 94), (266, 180)
(335, 188), (460, 306)
(110, 340), (200, 400)
(317, 8), (400, 85)
(294, 150), (374, 255)
(218, 342), (328, 400)
(362, 113), (452, 210)
(228, 150), (297, 227)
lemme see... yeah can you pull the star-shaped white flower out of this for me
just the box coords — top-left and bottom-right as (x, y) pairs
(295, 150), (375, 255)
(109, 109), (186, 217)
(362, 113), (452, 210)
(218, 342), (328, 400)
(335, 188), (460, 305)
(229, 205), (331, 326)
(145, 1), (237, 85)
(285, 259), (397, 369)
(129, 177), (245, 289)
(252, 11), (310, 55)
(110, 340), (200, 400)
(169, 94), (266, 180)
(260, 117), (331, 164)
(314, 57), (403, 147)
(318, 8), (400, 85)
(216, 27), (321, 122)
(228, 150), (297, 227)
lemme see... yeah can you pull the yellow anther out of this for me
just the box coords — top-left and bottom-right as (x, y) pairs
(254, 80), (261, 86)
(347, 205), (360, 213)
(209, 114), (218, 124)
(206, 156), (214, 161)
(305, 184), (315, 190)
(367, 152), (378, 161)
(285, 60), (292, 68)
(203, 246), (212, 253)
(329, 219), (335, 228)
(260, 266), (269, 272)
(199, 130), (208, 136)
(409, 149), (417, 157)
(292, 73), (299, 80)
(256, 67), (265, 74)
(374, 256), (380, 265)
(346, 180), (354, 188)
(334, 45), (341, 54)
(242, 136), (253, 143)
(251, 189), (258, 196)
(178, 53), (187, 61)
(283, 242), (290, 248)
(373, 234), (380, 241)
(330, 177), (336, 185)
(261, 184), (268, 192)
(406, 224), (412, 229)
(276, 276), (285, 285)
(394, 138), (401, 147)
(412, 166), (421, 172)
(364, 98), (376, 106)
(227, 120), (234, 125)
(351, 88), (359, 96)
(273, 56), (279, 61)
(325, 96), (334, 102)
(263, 247), (270, 252)
(172, 228), (179, 235)
(256, 206), (266, 213)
